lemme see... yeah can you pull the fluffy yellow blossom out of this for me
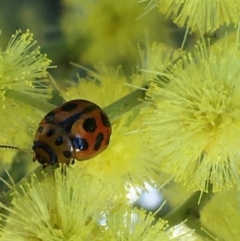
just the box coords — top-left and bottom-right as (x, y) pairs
(101, 205), (171, 240)
(145, 0), (240, 33)
(141, 40), (240, 192)
(136, 42), (180, 82)
(0, 29), (52, 98)
(61, 64), (133, 107)
(61, 0), (171, 66)
(0, 30), (52, 164)
(0, 167), (114, 241)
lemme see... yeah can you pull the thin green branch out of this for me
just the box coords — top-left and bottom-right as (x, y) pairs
(104, 87), (146, 123)
(5, 87), (146, 123)
(164, 189), (216, 240)
(4, 89), (56, 113)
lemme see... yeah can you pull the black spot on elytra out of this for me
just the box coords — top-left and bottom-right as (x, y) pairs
(94, 133), (104, 151)
(58, 105), (99, 133)
(61, 102), (78, 112)
(55, 136), (63, 146)
(63, 150), (72, 158)
(46, 128), (55, 137)
(83, 118), (97, 132)
(37, 126), (43, 134)
(45, 111), (55, 122)
(101, 112), (111, 127)
(72, 137), (89, 150)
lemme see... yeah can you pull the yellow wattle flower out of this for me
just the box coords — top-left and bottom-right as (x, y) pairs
(141, 40), (240, 192)
(61, 64), (131, 107)
(0, 168), (110, 240)
(146, 0), (240, 33)
(101, 205), (170, 240)
(0, 29), (52, 97)
(0, 30), (52, 164)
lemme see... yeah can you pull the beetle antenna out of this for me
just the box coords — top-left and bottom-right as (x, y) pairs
(0, 145), (33, 154)
(0, 145), (22, 150)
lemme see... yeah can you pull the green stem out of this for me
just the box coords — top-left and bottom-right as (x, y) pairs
(4, 87), (146, 123)
(104, 87), (146, 123)
(4, 89), (56, 113)
(5, 90), (56, 113)
(164, 190), (216, 239)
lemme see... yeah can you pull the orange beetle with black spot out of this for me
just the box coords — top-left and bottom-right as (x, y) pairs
(32, 99), (112, 167)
